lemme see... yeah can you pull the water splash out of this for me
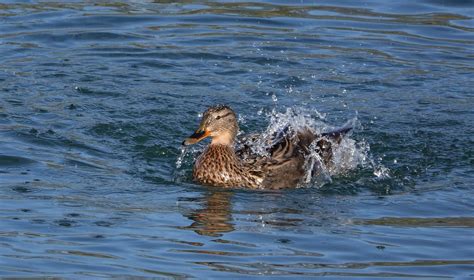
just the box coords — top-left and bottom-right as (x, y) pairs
(174, 145), (203, 184)
(264, 108), (367, 187)
(238, 107), (331, 159)
(264, 108), (392, 187)
(175, 146), (187, 169)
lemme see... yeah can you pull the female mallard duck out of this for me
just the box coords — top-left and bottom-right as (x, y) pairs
(183, 105), (351, 189)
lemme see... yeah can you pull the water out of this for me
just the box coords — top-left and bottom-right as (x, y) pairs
(1, 0), (473, 278)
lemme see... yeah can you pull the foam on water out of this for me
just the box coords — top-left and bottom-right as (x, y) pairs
(176, 107), (389, 188)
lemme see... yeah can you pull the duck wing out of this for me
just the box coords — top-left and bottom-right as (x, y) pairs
(237, 125), (352, 163)
(237, 125), (352, 189)
(269, 125), (352, 157)
(321, 126), (353, 142)
(316, 126), (353, 165)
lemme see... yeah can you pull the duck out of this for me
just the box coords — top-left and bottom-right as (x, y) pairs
(182, 105), (351, 189)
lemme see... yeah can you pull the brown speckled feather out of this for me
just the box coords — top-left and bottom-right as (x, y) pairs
(193, 145), (263, 188)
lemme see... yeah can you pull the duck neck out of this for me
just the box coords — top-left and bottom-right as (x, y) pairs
(210, 132), (235, 146)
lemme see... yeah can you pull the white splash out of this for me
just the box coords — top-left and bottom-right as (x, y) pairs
(236, 107), (384, 188)
(240, 107), (331, 158)
(175, 146), (187, 169)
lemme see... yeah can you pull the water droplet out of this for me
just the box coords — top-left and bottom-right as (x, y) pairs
(175, 147), (187, 169)
(374, 165), (390, 179)
(271, 94), (278, 102)
(238, 114), (246, 124)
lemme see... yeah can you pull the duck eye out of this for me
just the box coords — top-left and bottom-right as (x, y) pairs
(215, 115), (222, 120)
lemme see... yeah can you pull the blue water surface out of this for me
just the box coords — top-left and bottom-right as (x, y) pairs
(1, 0), (473, 278)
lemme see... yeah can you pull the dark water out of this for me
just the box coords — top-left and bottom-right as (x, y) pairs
(1, 0), (473, 278)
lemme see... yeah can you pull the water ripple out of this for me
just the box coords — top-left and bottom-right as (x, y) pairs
(1, 0), (473, 278)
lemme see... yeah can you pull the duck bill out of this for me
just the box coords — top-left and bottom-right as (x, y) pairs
(182, 129), (211, 146)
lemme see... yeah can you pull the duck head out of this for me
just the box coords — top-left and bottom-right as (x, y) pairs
(183, 105), (239, 146)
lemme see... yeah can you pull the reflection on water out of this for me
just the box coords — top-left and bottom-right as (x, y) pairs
(1, 0), (474, 278)
(184, 190), (234, 237)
